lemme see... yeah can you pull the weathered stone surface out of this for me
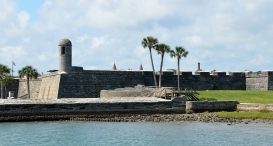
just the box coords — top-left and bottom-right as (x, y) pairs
(268, 72), (273, 90)
(37, 73), (61, 100)
(18, 78), (41, 98)
(16, 70), (273, 99)
(185, 101), (239, 113)
(0, 97), (185, 117)
(237, 103), (273, 112)
(100, 86), (156, 98)
(246, 71), (269, 90)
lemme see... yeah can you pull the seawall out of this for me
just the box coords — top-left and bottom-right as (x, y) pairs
(185, 101), (239, 113)
(0, 97), (185, 122)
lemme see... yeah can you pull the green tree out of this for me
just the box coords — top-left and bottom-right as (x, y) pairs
(142, 36), (158, 87)
(18, 66), (38, 99)
(170, 46), (189, 90)
(2, 75), (14, 98)
(0, 64), (10, 99)
(155, 43), (171, 88)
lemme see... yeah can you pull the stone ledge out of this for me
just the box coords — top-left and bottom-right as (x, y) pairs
(186, 101), (239, 113)
(237, 103), (273, 112)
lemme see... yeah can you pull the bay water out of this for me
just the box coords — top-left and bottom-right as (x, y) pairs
(0, 121), (273, 146)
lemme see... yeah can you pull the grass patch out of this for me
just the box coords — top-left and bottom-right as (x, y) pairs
(198, 90), (273, 103)
(217, 111), (273, 120)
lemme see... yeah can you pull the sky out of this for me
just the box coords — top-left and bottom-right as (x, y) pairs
(1, 0), (273, 75)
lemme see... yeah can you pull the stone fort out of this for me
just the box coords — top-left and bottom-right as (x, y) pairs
(10, 39), (273, 99)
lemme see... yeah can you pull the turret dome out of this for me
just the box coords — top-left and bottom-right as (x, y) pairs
(58, 38), (72, 46)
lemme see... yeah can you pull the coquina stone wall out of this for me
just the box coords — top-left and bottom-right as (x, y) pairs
(245, 71), (273, 90)
(185, 101), (239, 113)
(268, 72), (273, 90)
(56, 70), (246, 98)
(17, 70), (273, 99)
(37, 73), (61, 100)
(58, 70), (145, 98)
(160, 71), (246, 90)
(18, 78), (42, 98)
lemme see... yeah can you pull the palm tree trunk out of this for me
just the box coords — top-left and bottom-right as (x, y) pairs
(0, 81), (3, 99)
(4, 85), (7, 99)
(149, 48), (157, 87)
(177, 58), (180, 91)
(26, 75), (31, 99)
(159, 53), (164, 88)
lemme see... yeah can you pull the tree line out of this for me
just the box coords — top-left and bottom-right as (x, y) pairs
(0, 64), (38, 99)
(142, 36), (188, 90)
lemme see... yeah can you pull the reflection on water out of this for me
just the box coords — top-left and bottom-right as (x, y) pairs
(0, 121), (273, 146)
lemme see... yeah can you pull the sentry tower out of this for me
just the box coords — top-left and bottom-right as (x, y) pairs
(58, 38), (72, 73)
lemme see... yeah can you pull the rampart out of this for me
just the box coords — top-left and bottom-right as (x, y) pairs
(56, 70), (246, 98)
(16, 70), (273, 99)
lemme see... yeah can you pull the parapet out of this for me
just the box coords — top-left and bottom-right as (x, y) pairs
(199, 72), (210, 76)
(213, 72), (226, 76)
(245, 71), (271, 78)
(71, 66), (83, 72)
(228, 72), (245, 77)
(181, 72), (192, 76)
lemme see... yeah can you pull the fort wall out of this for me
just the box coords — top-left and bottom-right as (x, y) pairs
(160, 71), (246, 90)
(245, 71), (273, 90)
(268, 72), (273, 90)
(18, 79), (42, 98)
(56, 70), (246, 98)
(17, 70), (273, 99)
(37, 73), (61, 100)
(58, 70), (145, 98)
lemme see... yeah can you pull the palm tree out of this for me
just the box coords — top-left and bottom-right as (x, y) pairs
(155, 43), (171, 88)
(18, 66), (38, 99)
(170, 46), (188, 90)
(0, 64), (10, 99)
(142, 36), (158, 87)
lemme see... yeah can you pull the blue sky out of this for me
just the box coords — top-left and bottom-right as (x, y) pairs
(16, 0), (44, 21)
(1, 0), (273, 75)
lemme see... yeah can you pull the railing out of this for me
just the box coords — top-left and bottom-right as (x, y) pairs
(155, 87), (200, 101)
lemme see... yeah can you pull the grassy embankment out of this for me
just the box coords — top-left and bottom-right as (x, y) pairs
(217, 111), (273, 120)
(198, 90), (273, 120)
(198, 90), (273, 103)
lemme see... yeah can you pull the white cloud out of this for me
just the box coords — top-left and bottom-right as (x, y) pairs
(17, 11), (29, 28)
(90, 36), (107, 49)
(0, 46), (27, 59)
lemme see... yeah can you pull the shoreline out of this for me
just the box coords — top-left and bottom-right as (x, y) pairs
(1, 113), (272, 125)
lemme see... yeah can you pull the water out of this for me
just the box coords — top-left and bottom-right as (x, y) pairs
(0, 121), (273, 146)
